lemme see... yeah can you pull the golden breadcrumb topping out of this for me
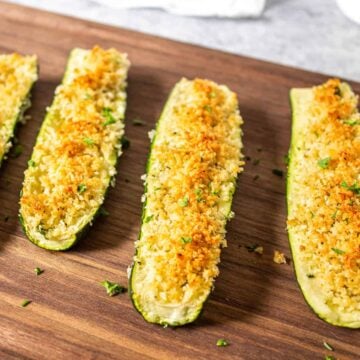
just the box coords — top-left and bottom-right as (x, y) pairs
(288, 79), (360, 314)
(133, 78), (244, 307)
(20, 46), (129, 245)
(0, 53), (37, 159)
(273, 250), (287, 264)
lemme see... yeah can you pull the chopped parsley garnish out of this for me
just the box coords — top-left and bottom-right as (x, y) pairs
(209, 91), (217, 98)
(121, 136), (131, 149)
(178, 196), (189, 207)
(324, 356), (336, 360)
(323, 341), (334, 351)
(98, 207), (109, 217)
(11, 144), (23, 158)
(132, 118), (146, 126)
(331, 209), (338, 219)
(272, 169), (284, 177)
(101, 280), (126, 296)
(102, 107), (117, 126)
(317, 157), (331, 169)
(77, 183), (87, 194)
(341, 181), (360, 195)
(306, 274), (315, 278)
(343, 118), (360, 126)
(203, 104), (212, 113)
(83, 137), (94, 146)
(28, 159), (36, 167)
(181, 237), (192, 244)
(34, 267), (44, 276)
(21, 299), (31, 307)
(252, 159), (260, 166)
(216, 339), (229, 347)
(144, 214), (154, 223)
(194, 189), (203, 202)
(331, 248), (345, 255)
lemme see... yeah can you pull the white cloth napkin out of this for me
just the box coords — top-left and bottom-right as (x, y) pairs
(93, 0), (266, 18)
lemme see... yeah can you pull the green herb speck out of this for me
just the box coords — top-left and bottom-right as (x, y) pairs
(324, 356), (336, 360)
(203, 104), (212, 113)
(102, 107), (117, 126)
(216, 339), (229, 347)
(144, 214), (154, 223)
(34, 267), (44, 276)
(341, 181), (360, 195)
(77, 184), (87, 194)
(318, 157), (331, 169)
(83, 137), (94, 146)
(331, 248), (345, 255)
(101, 280), (126, 296)
(28, 159), (36, 167)
(11, 144), (23, 158)
(344, 118), (360, 126)
(21, 299), (31, 307)
(181, 237), (192, 244)
(178, 196), (189, 207)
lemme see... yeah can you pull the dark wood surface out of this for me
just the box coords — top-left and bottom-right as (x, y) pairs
(0, 2), (358, 359)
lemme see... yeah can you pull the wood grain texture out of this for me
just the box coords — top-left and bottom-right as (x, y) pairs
(0, 2), (359, 359)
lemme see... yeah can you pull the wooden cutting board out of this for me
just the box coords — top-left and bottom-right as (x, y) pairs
(0, 2), (358, 359)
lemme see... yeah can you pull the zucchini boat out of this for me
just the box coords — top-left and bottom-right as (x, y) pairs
(288, 79), (360, 328)
(0, 53), (37, 166)
(130, 78), (244, 326)
(19, 46), (130, 250)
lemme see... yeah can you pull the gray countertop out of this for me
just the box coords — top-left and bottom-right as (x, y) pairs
(5, 0), (360, 81)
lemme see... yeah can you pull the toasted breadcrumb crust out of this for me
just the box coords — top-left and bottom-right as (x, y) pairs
(288, 79), (360, 315)
(0, 53), (37, 160)
(20, 46), (129, 245)
(133, 78), (244, 310)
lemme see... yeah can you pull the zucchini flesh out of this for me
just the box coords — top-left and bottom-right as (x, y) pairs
(0, 53), (37, 166)
(288, 79), (360, 328)
(130, 78), (244, 326)
(19, 46), (130, 250)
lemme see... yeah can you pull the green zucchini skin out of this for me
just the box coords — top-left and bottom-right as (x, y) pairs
(130, 78), (244, 326)
(0, 54), (38, 167)
(287, 81), (360, 328)
(19, 47), (130, 251)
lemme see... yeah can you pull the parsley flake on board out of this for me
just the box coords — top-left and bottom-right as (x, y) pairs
(34, 267), (44, 276)
(21, 299), (31, 307)
(101, 280), (126, 296)
(216, 339), (229, 347)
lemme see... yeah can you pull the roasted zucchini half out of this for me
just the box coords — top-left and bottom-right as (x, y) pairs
(19, 46), (130, 250)
(130, 78), (244, 326)
(288, 79), (360, 328)
(0, 53), (37, 166)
